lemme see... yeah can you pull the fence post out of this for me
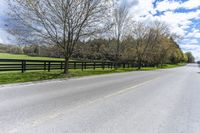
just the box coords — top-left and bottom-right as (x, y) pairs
(21, 60), (23, 73)
(74, 62), (76, 69)
(61, 62), (63, 70)
(85, 62), (87, 69)
(21, 60), (26, 73)
(81, 62), (84, 71)
(119, 63), (121, 68)
(44, 62), (47, 71)
(102, 62), (105, 70)
(48, 61), (51, 72)
(24, 61), (26, 72)
(93, 62), (96, 70)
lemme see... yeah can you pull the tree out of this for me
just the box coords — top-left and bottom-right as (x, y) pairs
(7, 0), (110, 74)
(144, 21), (170, 67)
(185, 52), (195, 63)
(130, 22), (148, 69)
(130, 22), (167, 69)
(182, 53), (188, 63)
(111, 0), (130, 62)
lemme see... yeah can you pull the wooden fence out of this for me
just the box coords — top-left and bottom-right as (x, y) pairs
(0, 59), (133, 73)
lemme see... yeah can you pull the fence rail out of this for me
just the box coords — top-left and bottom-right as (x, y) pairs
(0, 59), (133, 73)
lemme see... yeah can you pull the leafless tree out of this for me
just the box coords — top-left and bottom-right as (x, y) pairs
(131, 22), (149, 69)
(111, 0), (130, 62)
(146, 21), (170, 66)
(131, 21), (171, 69)
(7, 0), (110, 74)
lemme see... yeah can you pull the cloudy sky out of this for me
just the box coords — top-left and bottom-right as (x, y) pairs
(0, 0), (200, 60)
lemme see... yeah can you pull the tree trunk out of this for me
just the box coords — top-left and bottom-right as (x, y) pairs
(64, 57), (69, 74)
(115, 37), (120, 70)
(137, 60), (142, 70)
(160, 60), (163, 68)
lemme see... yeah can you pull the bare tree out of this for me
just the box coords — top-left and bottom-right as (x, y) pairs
(7, 0), (110, 74)
(146, 21), (170, 67)
(130, 21), (172, 69)
(111, 0), (130, 62)
(131, 22), (149, 69)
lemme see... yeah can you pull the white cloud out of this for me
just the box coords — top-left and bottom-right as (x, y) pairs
(181, 44), (200, 61)
(155, 0), (181, 12)
(181, 0), (200, 9)
(186, 29), (200, 38)
(130, 0), (155, 20)
(155, 10), (200, 36)
(155, 0), (200, 12)
(0, 0), (8, 16)
(0, 36), (4, 44)
(190, 39), (199, 44)
(0, 29), (13, 44)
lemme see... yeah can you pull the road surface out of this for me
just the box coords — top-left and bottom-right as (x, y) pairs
(0, 64), (200, 133)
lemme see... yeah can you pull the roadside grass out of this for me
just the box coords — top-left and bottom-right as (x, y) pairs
(160, 63), (186, 68)
(0, 53), (64, 61)
(0, 63), (186, 85)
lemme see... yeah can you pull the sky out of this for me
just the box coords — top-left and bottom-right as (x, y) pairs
(0, 0), (200, 60)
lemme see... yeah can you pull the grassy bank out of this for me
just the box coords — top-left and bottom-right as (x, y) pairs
(0, 63), (185, 85)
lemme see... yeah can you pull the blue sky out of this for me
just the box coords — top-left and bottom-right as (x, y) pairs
(0, 0), (200, 60)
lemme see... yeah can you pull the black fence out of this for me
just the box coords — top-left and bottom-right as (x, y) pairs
(0, 59), (133, 73)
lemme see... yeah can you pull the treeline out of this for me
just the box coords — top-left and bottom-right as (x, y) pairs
(1, 22), (191, 69)
(185, 52), (195, 63)
(0, 43), (63, 58)
(73, 38), (187, 68)
(0, 43), (22, 54)
(0, 34), (189, 69)
(0, 37), (192, 69)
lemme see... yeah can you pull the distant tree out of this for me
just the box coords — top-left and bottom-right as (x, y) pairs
(185, 52), (195, 63)
(0, 43), (23, 54)
(182, 53), (189, 63)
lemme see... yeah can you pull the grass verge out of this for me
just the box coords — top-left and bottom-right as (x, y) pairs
(0, 63), (186, 85)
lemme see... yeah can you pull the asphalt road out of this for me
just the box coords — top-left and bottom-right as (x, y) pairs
(0, 64), (200, 133)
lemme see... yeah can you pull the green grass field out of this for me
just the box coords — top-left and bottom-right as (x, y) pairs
(0, 63), (186, 85)
(0, 53), (64, 61)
